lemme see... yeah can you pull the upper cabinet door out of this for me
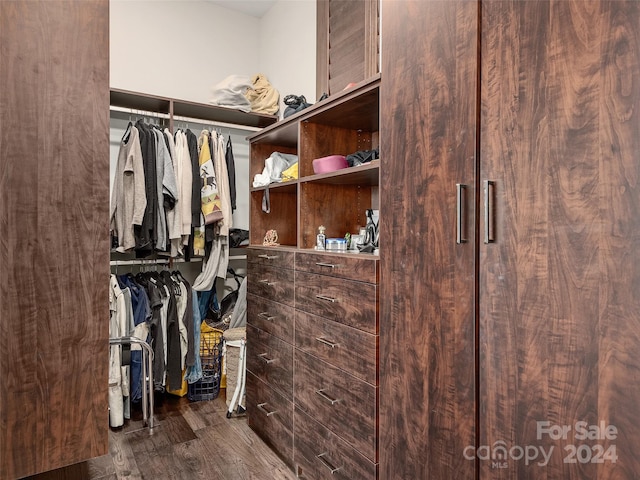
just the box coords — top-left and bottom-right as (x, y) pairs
(316, 0), (380, 98)
(479, 1), (640, 478)
(378, 1), (479, 479)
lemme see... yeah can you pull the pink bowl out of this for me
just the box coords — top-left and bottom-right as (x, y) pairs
(312, 155), (348, 174)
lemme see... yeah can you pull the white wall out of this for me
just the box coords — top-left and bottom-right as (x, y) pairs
(258, 0), (317, 118)
(110, 0), (261, 103)
(110, 0), (316, 110)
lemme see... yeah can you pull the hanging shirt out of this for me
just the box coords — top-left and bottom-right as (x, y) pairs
(110, 124), (146, 253)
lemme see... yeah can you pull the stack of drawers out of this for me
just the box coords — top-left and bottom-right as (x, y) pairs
(246, 247), (296, 468)
(293, 251), (379, 479)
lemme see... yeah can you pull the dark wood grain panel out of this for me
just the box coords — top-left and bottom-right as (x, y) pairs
(378, 1), (478, 479)
(299, 183), (373, 249)
(597, 2), (640, 479)
(250, 189), (298, 247)
(247, 247), (296, 268)
(316, 0), (330, 98)
(328, 0), (364, 96)
(295, 309), (377, 384)
(248, 263), (295, 307)
(295, 250), (379, 283)
(329, 0), (366, 45)
(247, 293), (295, 344)
(299, 123), (369, 177)
(328, 1), (366, 95)
(0, 1), (109, 478)
(246, 325), (294, 400)
(247, 372), (294, 433)
(480, 1), (640, 478)
(317, 0), (379, 97)
(480, 2), (553, 478)
(294, 407), (377, 480)
(295, 271), (378, 334)
(299, 83), (380, 134)
(246, 372), (294, 468)
(294, 350), (377, 462)
(364, 0), (380, 79)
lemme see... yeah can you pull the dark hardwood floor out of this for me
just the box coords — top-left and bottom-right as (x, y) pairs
(24, 391), (296, 480)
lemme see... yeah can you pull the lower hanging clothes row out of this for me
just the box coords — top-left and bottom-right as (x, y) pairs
(108, 268), (223, 428)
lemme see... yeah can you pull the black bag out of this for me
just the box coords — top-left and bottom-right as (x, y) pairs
(283, 94), (311, 118)
(229, 228), (249, 248)
(206, 268), (244, 323)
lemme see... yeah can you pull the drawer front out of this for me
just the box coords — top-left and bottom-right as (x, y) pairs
(294, 271), (378, 334)
(248, 264), (295, 307)
(295, 251), (378, 284)
(246, 372), (293, 468)
(294, 351), (377, 461)
(246, 324), (293, 399)
(294, 407), (377, 480)
(295, 310), (377, 384)
(247, 247), (295, 268)
(247, 293), (294, 344)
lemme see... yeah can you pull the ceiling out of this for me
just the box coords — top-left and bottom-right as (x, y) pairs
(206, 0), (278, 18)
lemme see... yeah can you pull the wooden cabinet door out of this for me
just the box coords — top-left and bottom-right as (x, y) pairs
(0, 1), (109, 478)
(378, 1), (479, 479)
(479, 1), (640, 478)
(316, 0), (380, 98)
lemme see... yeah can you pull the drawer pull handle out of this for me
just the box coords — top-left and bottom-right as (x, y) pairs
(315, 389), (341, 405)
(316, 453), (341, 474)
(259, 279), (277, 286)
(258, 312), (276, 321)
(315, 337), (339, 348)
(257, 254), (278, 260)
(315, 262), (340, 269)
(257, 403), (277, 416)
(258, 353), (275, 364)
(315, 294), (337, 303)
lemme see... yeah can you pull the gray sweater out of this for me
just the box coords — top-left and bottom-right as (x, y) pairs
(110, 125), (147, 252)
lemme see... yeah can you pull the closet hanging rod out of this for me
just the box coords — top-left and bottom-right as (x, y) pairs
(109, 105), (171, 120)
(109, 258), (198, 266)
(110, 105), (262, 132)
(171, 113), (261, 133)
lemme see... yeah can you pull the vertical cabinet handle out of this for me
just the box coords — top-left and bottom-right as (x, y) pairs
(456, 183), (468, 244)
(484, 180), (496, 244)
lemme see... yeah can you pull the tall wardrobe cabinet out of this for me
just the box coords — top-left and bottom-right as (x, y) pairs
(0, 1), (109, 479)
(379, 1), (640, 479)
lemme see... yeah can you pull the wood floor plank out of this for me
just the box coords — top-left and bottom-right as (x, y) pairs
(107, 430), (143, 480)
(24, 393), (295, 480)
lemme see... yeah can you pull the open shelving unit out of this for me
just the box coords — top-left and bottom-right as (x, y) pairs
(247, 74), (380, 250)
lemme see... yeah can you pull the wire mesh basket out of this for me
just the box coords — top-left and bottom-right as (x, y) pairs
(188, 325), (223, 402)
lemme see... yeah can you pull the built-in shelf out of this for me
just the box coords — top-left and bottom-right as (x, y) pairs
(110, 88), (278, 130)
(248, 75), (380, 250)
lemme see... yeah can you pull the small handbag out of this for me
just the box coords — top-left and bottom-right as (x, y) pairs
(283, 94), (311, 118)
